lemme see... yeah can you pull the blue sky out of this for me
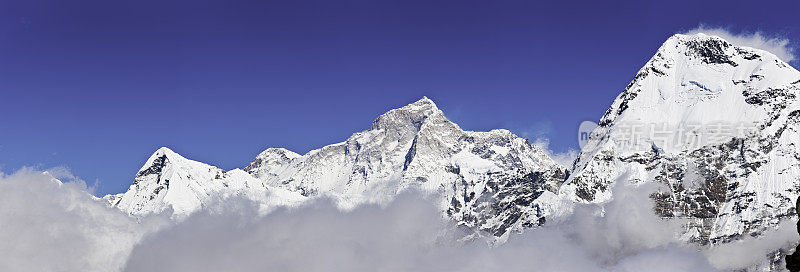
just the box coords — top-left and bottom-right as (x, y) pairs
(1, 0), (798, 195)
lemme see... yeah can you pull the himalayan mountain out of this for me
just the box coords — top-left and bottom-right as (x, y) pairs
(104, 33), (800, 265)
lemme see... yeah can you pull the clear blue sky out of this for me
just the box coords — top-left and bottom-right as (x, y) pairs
(1, 0), (798, 195)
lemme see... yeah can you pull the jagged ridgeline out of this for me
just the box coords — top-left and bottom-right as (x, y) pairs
(106, 33), (800, 255)
(105, 97), (568, 241)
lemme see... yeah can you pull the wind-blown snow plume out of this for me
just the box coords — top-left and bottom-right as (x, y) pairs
(533, 138), (579, 168)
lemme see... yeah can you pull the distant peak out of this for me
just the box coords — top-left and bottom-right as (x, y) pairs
(244, 148), (301, 174)
(154, 146), (176, 156)
(151, 146), (185, 160)
(255, 148), (301, 160)
(416, 96), (434, 104)
(137, 147), (185, 174)
(410, 96), (440, 110)
(405, 96), (439, 112)
(370, 97), (446, 131)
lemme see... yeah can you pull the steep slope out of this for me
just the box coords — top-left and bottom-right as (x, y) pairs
(562, 33), (800, 246)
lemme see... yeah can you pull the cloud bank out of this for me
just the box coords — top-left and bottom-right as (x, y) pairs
(0, 169), (167, 272)
(0, 168), (796, 272)
(124, 185), (709, 272)
(684, 25), (796, 64)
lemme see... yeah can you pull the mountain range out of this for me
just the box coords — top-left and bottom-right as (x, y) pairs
(104, 33), (800, 259)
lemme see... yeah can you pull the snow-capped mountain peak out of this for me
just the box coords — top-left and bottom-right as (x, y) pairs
(137, 147), (194, 175)
(370, 96), (452, 131)
(107, 147), (306, 216)
(107, 147), (225, 215)
(562, 33), (800, 248)
(239, 97), (568, 239)
(108, 97), (567, 240)
(598, 33), (795, 133)
(244, 148), (301, 180)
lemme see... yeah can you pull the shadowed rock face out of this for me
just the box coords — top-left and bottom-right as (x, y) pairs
(786, 198), (800, 272)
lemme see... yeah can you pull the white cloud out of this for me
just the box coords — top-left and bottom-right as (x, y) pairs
(0, 168), (793, 272)
(122, 180), (722, 272)
(533, 138), (579, 168)
(0, 168), (168, 272)
(124, 194), (464, 272)
(705, 220), (799, 270)
(123, 192), (601, 272)
(684, 26), (796, 64)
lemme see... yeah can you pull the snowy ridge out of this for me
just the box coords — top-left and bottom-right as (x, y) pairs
(105, 147), (306, 216)
(108, 97), (567, 239)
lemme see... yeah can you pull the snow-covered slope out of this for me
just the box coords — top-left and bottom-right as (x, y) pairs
(108, 98), (567, 239)
(562, 33), (800, 247)
(104, 147), (306, 216)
